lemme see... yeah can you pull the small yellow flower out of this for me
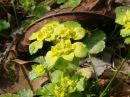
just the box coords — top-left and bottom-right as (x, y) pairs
(123, 10), (130, 24)
(124, 22), (130, 30)
(54, 85), (65, 97)
(54, 24), (71, 39)
(46, 40), (75, 62)
(36, 30), (46, 41)
(33, 64), (45, 76)
(61, 77), (73, 87)
(72, 27), (86, 40)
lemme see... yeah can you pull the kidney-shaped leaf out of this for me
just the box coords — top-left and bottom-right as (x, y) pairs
(50, 70), (63, 83)
(60, 0), (81, 8)
(0, 93), (19, 97)
(29, 40), (43, 55)
(17, 89), (33, 97)
(83, 30), (106, 54)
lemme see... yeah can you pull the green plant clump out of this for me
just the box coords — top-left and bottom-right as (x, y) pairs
(28, 20), (106, 97)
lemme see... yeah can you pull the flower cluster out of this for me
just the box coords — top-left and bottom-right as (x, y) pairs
(29, 21), (90, 97)
(29, 20), (87, 55)
(115, 7), (130, 44)
(29, 64), (45, 80)
(29, 20), (88, 65)
(45, 39), (88, 65)
(37, 70), (84, 97)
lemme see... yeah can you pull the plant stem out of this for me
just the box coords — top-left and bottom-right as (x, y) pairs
(88, 54), (99, 81)
(88, 54), (103, 93)
(46, 69), (51, 82)
(99, 51), (130, 97)
(20, 64), (34, 92)
(12, 2), (19, 29)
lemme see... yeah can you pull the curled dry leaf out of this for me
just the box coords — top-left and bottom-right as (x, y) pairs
(88, 57), (111, 76)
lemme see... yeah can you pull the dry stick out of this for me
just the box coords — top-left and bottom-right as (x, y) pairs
(99, 51), (130, 97)
(20, 64), (34, 92)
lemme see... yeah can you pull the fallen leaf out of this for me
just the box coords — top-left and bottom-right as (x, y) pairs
(12, 59), (31, 65)
(32, 77), (48, 90)
(88, 57), (111, 76)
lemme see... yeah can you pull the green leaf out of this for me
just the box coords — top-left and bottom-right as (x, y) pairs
(76, 77), (85, 91)
(0, 19), (10, 31)
(33, 6), (50, 18)
(60, 0), (81, 8)
(89, 40), (105, 54)
(17, 89), (33, 97)
(33, 56), (46, 64)
(29, 64), (45, 80)
(29, 40), (43, 55)
(83, 30), (106, 54)
(63, 21), (81, 29)
(36, 83), (55, 97)
(124, 37), (130, 44)
(50, 70), (63, 83)
(29, 32), (38, 40)
(19, 0), (33, 10)
(55, 57), (79, 73)
(62, 21), (86, 40)
(115, 6), (130, 25)
(74, 42), (88, 58)
(57, 0), (66, 4)
(120, 28), (130, 37)
(115, 7), (127, 25)
(45, 51), (59, 67)
(73, 27), (86, 40)
(62, 52), (74, 61)
(0, 93), (19, 97)
(36, 83), (56, 97)
(29, 70), (37, 80)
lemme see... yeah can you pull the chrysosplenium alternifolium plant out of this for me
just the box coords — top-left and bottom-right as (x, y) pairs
(28, 20), (107, 97)
(29, 21), (88, 65)
(115, 7), (130, 44)
(28, 20), (91, 97)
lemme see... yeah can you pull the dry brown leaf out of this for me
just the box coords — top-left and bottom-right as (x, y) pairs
(12, 59), (31, 65)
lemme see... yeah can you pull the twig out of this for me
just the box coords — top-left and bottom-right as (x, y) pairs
(20, 64), (34, 92)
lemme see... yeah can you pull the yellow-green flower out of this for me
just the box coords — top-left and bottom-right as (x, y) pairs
(73, 42), (88, 58)
(123, 10), (130, 24)
(72, 27), (86, 40)
(45, 40), (75, 65)
(54, 24), (72, 39)
(29, 20), (59, 42)
(43, 21), (60, 41)
(120, 22), (130, 37)
(61, 77), (73, 88)
(29, 32), (38, 40)
(33, 64), (45, 76)
(45, 40), (88, 65)
(36, 30), (47, 41)
(54, 85), (65, 97)
(124, 22), (130, 30)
